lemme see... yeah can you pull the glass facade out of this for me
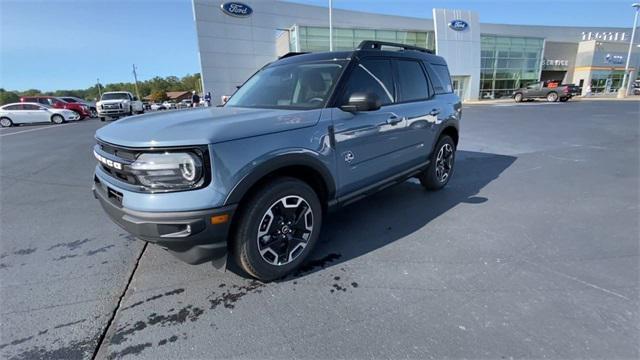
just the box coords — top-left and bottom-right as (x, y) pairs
(590, 70), (624, 94)
(480, 35), (544, 99)
(291, 26), (435, 53)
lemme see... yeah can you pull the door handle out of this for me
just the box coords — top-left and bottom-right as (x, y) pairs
(428, 108), (441, 116)
(386, 114), (402, 125)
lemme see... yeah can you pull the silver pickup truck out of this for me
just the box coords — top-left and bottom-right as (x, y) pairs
(513, 82), (578, 103)
(96, 91), (144, 121)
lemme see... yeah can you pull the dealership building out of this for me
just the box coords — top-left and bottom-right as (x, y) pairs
(192, 0), (638, 102)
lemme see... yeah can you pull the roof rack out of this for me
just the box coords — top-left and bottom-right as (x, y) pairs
(278, 52), (309, 59)
(356, 40), (434, 54)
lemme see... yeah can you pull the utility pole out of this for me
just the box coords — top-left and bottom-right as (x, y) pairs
(328, 0), (333, 51)
(618, 3), (640, 98)
(132, 64), (141, 100)
(97, 78), (102, 99)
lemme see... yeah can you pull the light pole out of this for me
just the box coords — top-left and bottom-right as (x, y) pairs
(618, 3), (640, 98)
(328, 0), (333, 51)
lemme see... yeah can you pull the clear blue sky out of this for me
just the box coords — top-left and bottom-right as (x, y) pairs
(0, 0), (635, 91)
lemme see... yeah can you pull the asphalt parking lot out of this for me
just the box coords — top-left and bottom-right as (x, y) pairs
(1, 100), (638, 359)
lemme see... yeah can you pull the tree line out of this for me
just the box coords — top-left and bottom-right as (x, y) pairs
(0, 73), (202, 105)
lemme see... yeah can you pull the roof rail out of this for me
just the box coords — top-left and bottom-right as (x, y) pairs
(278, 52), (309, 59)
(356, 40), (434, 54)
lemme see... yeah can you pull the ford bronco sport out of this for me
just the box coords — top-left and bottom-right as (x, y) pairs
(93, 41), (461, 281)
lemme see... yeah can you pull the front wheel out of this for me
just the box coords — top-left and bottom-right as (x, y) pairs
(419, 135), (456, 191)
(546, 92), (558, 102)
(51, 114), (64, 124)
(233, 177), (322, 281)
(514, 93), (523, 102)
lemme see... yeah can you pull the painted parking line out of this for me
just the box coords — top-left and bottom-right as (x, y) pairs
(0, 123), (74, 137)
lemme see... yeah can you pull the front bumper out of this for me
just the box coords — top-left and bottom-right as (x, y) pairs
(98, 110), (128, 118)
(93, 177), (237, 267)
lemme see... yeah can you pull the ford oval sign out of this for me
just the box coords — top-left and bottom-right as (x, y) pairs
(448, 19), (468, 31)
(221, 2), (252, 17)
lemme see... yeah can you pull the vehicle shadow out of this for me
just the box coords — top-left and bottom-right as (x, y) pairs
(284, 150), (517, 280)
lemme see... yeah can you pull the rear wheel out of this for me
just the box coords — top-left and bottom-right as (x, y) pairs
(233, 177), (322, 281)
(51, 114), (64, 124)
(0, 117), (13, 127)
(514, 93), (523, 102)
(546, 92), (558, 102)
(100, 117), (106, 122)
(419, 135), (456, 191)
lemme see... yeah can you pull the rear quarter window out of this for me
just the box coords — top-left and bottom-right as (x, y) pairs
(427, 63), (453, 94)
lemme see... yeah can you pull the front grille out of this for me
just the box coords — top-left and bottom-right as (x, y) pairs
(103, 104), (121, 110)
(98, 142), (138, 161)
(95, 141), (140, 186)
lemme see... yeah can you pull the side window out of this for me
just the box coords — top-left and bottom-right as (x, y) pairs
(342, 59), (394, 105)
(395, 60), (430, 102)
(23, 104), (41, 110)
(4, 104), (23, 110)
(428, 64), (453, 94)
(37, 98), (49, 105)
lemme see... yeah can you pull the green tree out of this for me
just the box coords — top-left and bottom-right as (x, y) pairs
(0, 90), (20, 105)
(149, 91), (168, 103)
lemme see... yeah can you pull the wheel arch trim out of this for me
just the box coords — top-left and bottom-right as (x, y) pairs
(224, 151), (336, 206)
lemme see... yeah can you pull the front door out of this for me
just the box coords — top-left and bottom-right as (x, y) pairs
(22, 104), (49, 123)
(332, 58), (409, 196)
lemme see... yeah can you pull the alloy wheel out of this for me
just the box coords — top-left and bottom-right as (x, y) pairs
(256, 195), (313, 266)
(435, 143), (454, 183)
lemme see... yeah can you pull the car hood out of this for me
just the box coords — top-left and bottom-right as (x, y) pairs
(95, 106), (322, 147)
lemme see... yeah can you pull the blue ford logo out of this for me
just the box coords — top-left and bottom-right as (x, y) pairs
(221, 2), (252, 17)
(448, 19), (468, 31)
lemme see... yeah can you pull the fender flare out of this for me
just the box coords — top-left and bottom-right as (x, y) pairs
(224, 152), (336, 206)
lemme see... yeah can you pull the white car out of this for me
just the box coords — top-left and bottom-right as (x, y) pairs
(162, 101), (177, 109)
(0, 102), (80, 127)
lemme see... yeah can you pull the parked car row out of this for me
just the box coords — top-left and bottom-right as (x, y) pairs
(0, 102), (80, 127)
(19, 95), (93, 119)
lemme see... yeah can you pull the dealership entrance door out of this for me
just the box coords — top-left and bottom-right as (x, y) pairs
(452, 76), (469, 100)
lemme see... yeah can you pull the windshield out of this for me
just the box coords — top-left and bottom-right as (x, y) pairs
(101, 93), (130, 101)
(226, 60), (347, 110)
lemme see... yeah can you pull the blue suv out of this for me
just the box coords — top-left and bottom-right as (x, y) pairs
(93, 41), (461, 281)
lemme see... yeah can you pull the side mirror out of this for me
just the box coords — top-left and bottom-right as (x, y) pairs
(133, 96), (138, 101)
(340, 92), (381, 113)
(221, 95), (230, 104)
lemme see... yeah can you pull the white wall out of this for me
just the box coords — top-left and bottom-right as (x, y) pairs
(433, 9), (480, 101)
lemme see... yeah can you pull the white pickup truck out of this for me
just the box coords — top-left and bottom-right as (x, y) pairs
(97, 91), (144, 121)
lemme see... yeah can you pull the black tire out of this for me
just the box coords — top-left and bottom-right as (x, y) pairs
(51, 114), (64, 124)
(546, 92), (558, 102)
(128, 107), (133, 116)
(233, 177), (322, 281)
(100, 117), (106, 122)
(0, 117), (13, 127)
(419, 135), (456, 191)
(514, 93), (523, 102)
(559, 97), (569, 102)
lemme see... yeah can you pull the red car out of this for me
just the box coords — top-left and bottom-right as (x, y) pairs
(20, 96), (91, 119)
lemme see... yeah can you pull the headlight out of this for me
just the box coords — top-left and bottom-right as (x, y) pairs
(129, 152), (204, 191)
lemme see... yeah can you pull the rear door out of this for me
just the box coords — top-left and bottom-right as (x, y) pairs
(4, 104), (26, 123)
(390, 59), (439, 168)
(332, 57), (410, 196)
